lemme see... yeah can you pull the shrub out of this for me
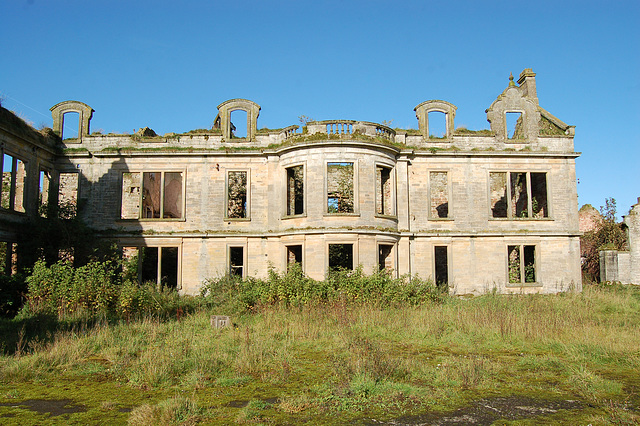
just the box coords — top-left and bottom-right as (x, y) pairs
(200, 265), (445, 313)
(22, 259), (200, 320)
(581, 198), (628, 282)
(0, 273), (27, 317)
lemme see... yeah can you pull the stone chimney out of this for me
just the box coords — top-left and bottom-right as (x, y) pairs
(517, 68), (538, 104)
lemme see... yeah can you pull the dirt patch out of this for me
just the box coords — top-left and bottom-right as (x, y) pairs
(367, 396), (583, 425)
(226, 400), (249, 408)
(0, 399), (86, 417)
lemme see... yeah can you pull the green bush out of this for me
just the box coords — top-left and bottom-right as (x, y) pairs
(0, 273), (27, 317)
(201, 265), (445, 313)
(22, 259), (201, 320)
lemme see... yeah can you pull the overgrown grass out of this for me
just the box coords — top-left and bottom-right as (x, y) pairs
(1, 279), (639, 424)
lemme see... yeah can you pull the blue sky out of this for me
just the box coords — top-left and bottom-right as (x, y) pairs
(1, 0), (638, 217)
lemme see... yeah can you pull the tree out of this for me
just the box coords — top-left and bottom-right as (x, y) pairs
(581, 198), (628, 282)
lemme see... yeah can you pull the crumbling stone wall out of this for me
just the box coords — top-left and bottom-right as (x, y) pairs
(601, 198), (640, 284)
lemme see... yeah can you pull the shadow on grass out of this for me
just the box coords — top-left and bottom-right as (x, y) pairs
(0, 313), (99, 356)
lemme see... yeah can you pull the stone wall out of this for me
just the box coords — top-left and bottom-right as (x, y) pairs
(600, 198), (640, 284)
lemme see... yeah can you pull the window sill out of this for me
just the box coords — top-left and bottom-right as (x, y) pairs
(506, 282), (542, 288)
(375, 214), (398, 221)
(489, 217), (553, 221)
(282, 213), (307, 220)
(224, 218), (251, 222)
(324, 213), (360, 217)
(0, 209), (27, 216)
(119, 218), (186, 222)
(428, 217), (454, 221)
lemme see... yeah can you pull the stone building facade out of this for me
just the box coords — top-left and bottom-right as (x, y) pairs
(0, 69), (582, 294)
(600, 199), (640, 284)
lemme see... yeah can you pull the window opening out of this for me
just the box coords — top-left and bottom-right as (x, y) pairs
(227, 171), (248, 218)
(59, 247), (74, 264)
(0, 241), (9, 275)
(286, 165), (304, 216)
(430, 171), (449, 218)
(490, 172), (508, 218)
(61, 111), (80, 140)
(163, 172), (183, 218)
(1, 154), (11, 210)
(229, 246), (244, 277)
(143, 172), (161, 218)
(140, 247), (159, 286)
(58, 172), (78, 218)
(287, 245), (303, 270)
(428, 111), (447, 138)
(121, 172), (141, 219)
(491, 172), (547, 219)
(140, 246), (179, 289)
(328, 243), (353, 271)
(229, 110), (247, 139)
(376, 166), (392, 216)
(531, 173), (548, 218)
(506, 112), (523, 140)
(161, 247), (179, 289)
(121, 172), (183, 220)
(327, 162), (354, 213)
(13, 159), (26, 213)
(434, 246), (448, 287)
(39, 170), (51, 217)
(1, 154), (26, 213)
(378, 244), (393, 271)
(122, 247), (140, 282)
(510, 172), (528, 218)
(508, 245), (536, 284)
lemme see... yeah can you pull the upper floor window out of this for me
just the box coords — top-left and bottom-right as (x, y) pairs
(286, 165), (304, 216)
(226, 170), (249, 220)
(429, 171), (450, 219)
(39, 170), (51, 217)
(376, 165), (394, 216)
(1, 153), (26, 213)
(327, 162), (354, 214)
(121, 171), (184, 220)
(490, 171), (548, 219)
(59, 172), (79, 219)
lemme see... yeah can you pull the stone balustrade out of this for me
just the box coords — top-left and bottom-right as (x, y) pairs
(307, 120), (396, 141)
(280, 125), (300, 139)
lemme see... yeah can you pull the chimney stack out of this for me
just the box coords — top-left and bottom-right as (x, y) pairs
(517, 68), (538, 104)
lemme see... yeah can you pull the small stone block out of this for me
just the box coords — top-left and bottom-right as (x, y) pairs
(210, 315), (230, 329)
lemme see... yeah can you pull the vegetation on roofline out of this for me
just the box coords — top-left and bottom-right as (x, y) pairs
(538, 115), (567, 136)
(454, 127), (494, 136)
(62, 147), (90, 154)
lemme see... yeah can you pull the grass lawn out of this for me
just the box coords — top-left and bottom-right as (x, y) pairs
(1, 283), (639, 425)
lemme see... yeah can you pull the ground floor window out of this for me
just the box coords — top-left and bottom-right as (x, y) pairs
(434, 246), (448, 287)
(378, 244), (393, 271)
(124, 246), (179, 289)
(508, 245), (536, 284)
(229, 246), (245, 277)
(0, 241), (17, 275)
(328, 243), (353, 271)
(286, 245), (303, 271)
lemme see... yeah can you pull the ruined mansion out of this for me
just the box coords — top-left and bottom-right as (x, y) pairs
(0, 69), (583, 294)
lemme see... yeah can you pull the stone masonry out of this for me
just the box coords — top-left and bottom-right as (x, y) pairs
(600, 198), (640, 284)
(0, 69), (583, 294)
